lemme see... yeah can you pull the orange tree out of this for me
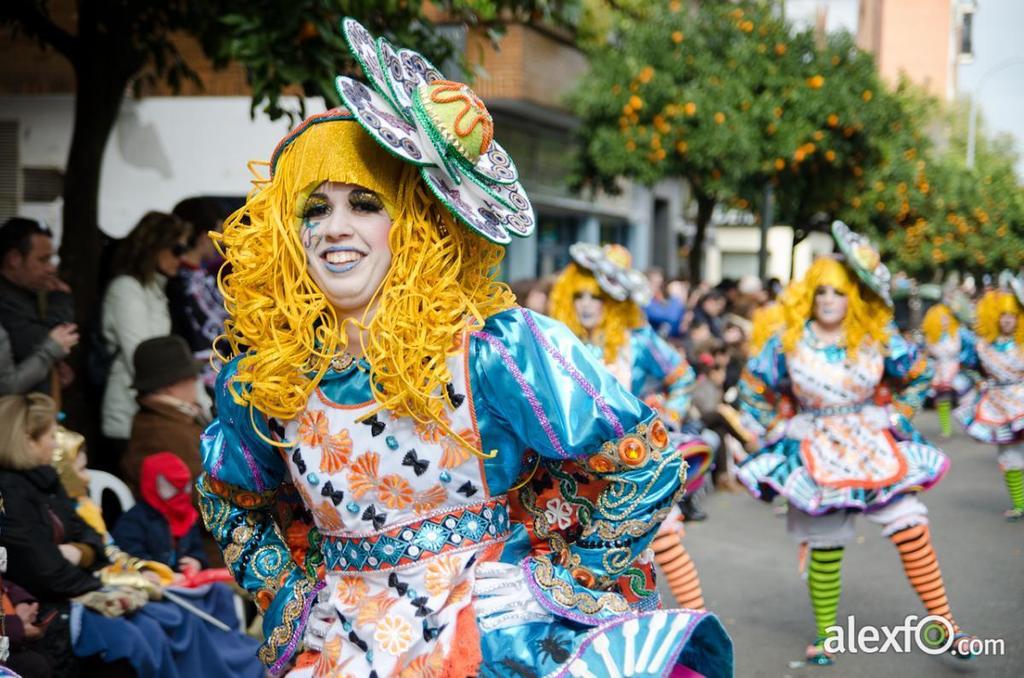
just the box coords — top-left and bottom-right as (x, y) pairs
(571, 1), (936, 279)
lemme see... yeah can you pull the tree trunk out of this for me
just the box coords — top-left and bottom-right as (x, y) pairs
(688, 191), (715, 283)
(59, 49), (130, 436)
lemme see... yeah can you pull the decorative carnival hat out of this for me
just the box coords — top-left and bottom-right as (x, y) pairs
(326, 17), (535, 245)
(831, 220), (893, 307)
(569, 242), (652, 306)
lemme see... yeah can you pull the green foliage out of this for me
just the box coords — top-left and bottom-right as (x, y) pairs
(197, 0), (582, 121)
(571, 0), (1024, 278)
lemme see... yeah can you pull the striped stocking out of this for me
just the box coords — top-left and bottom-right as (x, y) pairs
(652, 530), (705, 611)
(889, 524), (958, 632)
(936, 399), (952, 437)
(807, 547), (844, 647)
(1004, 468), (1024, 514)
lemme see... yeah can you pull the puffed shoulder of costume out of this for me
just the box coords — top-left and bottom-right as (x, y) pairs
(201, 355), (286, 493)
(469, 306), (652, 462)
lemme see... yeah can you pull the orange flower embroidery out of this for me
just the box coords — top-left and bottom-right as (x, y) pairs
(415, 411), (451, 443)
(439, 429), (478, 469)
(356, 591), (397, 627)
(424, 555), (461, 597)
(446, 578), (471, 606)
(348, 452), (381, 499)
(299, 409), (329, 447)
(399, 645), (445, 678)
(412, 484), (448, 513)
(379, 475), (414, 510)
(312, 500), (344, 532)
(313, 636), (348, 678)
(374, 615), (414, 656)
(321, 430), (353, 474)
(335, 575), (368, 608)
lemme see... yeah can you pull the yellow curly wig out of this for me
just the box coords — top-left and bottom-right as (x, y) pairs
(974, 290), (1024, 344)
(750, 302), (785, 354)
(548, 262), (645, 364)
(781, 256), (891, 355)
(215, 119), (514, 446)
(921, 304), (960, 345)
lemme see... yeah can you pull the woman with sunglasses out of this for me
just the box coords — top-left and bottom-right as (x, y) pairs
(196, 19), (731, 678)
(100, 212), (191, 465)
(545, 243), (713, 613)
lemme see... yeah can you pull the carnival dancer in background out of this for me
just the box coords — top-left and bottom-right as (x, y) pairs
(954, 282), (1024, 520)
(921, 303), (975, 438)
(548, 243), (712, 612)
(196, 18), (731, 678)
(737, 221), (974, 665)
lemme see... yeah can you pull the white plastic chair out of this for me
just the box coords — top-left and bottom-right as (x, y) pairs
(87, 469), (136, 514)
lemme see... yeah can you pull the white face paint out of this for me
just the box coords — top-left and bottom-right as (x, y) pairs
(813, 285), (848, 331)
(300, 182), (394, 321)
(998, 312), (1018, 337)
(574, 290), (605, 331)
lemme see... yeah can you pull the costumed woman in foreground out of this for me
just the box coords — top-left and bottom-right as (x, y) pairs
(954, 283), (1024, 520)
(920, 304), (974, 438)
(736, 222), (974, 665)
(197, 18), (731, 678)
(547, 243), (711, 612)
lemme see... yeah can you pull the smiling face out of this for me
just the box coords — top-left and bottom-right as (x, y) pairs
(813, 284), (849, 330)
(301, 181), (394, 320)
(574, 290), (605, 331)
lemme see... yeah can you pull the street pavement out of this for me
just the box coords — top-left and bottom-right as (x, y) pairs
(666, 411), (1023, 677)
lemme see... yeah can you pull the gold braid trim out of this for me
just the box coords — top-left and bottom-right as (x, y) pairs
(257, 577), (319, 668)
(532, 554), (629, 615)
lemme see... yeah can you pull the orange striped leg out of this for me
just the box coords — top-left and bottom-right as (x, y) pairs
(888, 524), (958, 632)
(653, 529), (706, 611)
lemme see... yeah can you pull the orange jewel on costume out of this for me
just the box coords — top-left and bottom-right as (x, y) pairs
(648, 420), (669, 449)
(572, 567), (596, 588)
(618, 436), (648, 466)
(588, 455), (616, 473)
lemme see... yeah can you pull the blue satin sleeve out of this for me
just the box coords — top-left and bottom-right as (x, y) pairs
(196, 356), (320, 673)
(884, 331), (933, 419)
(959, 327), (979, 369)
(631, 326), (695, 425)
(738, 334), (789, 436)
(470, 307), (685, 623)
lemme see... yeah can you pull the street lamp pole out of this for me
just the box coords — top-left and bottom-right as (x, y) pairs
(965, 58), (1024, 169)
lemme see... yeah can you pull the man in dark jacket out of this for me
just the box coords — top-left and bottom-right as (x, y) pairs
(0, 218), (77, 396)
(122, 336), (207, 493)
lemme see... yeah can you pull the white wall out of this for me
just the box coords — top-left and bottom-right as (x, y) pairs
(2, 95), (316, 238)
(704, 225), (796, 284)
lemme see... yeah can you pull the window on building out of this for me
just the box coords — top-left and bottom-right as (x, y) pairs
(599, 217), (629, 246)
(536, 212), (580, 277)
(0, 121), (19, 221)
(959, 6), (975, 59)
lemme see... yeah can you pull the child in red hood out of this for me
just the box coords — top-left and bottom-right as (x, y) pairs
(111, 453), (206, 573)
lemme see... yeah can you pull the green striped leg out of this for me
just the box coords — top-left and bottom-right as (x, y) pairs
(807, 547), (845, 655)
(936, 399), (952, 437)
(1004, 468), (1024, 520)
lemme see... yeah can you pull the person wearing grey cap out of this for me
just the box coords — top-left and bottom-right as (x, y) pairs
(121, 336), (209, 493)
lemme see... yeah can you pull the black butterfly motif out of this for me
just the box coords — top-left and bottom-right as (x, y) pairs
(445, 382), (465, 409)
(388, 571), (409, 596)
(422, 622), (447, 642)
(320, 481), (344, 506)
(457, 481), (478, 498)
(348, 630), (368, 652)
(530, 470), (554, 493)
(361, 413), (386, 437)
(362, 504), (387, 530)
(291, 449), (307, 475)
(402, 449), (429, 476)
(267, 417), (286, 441)
(410, 596), (432, 617)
